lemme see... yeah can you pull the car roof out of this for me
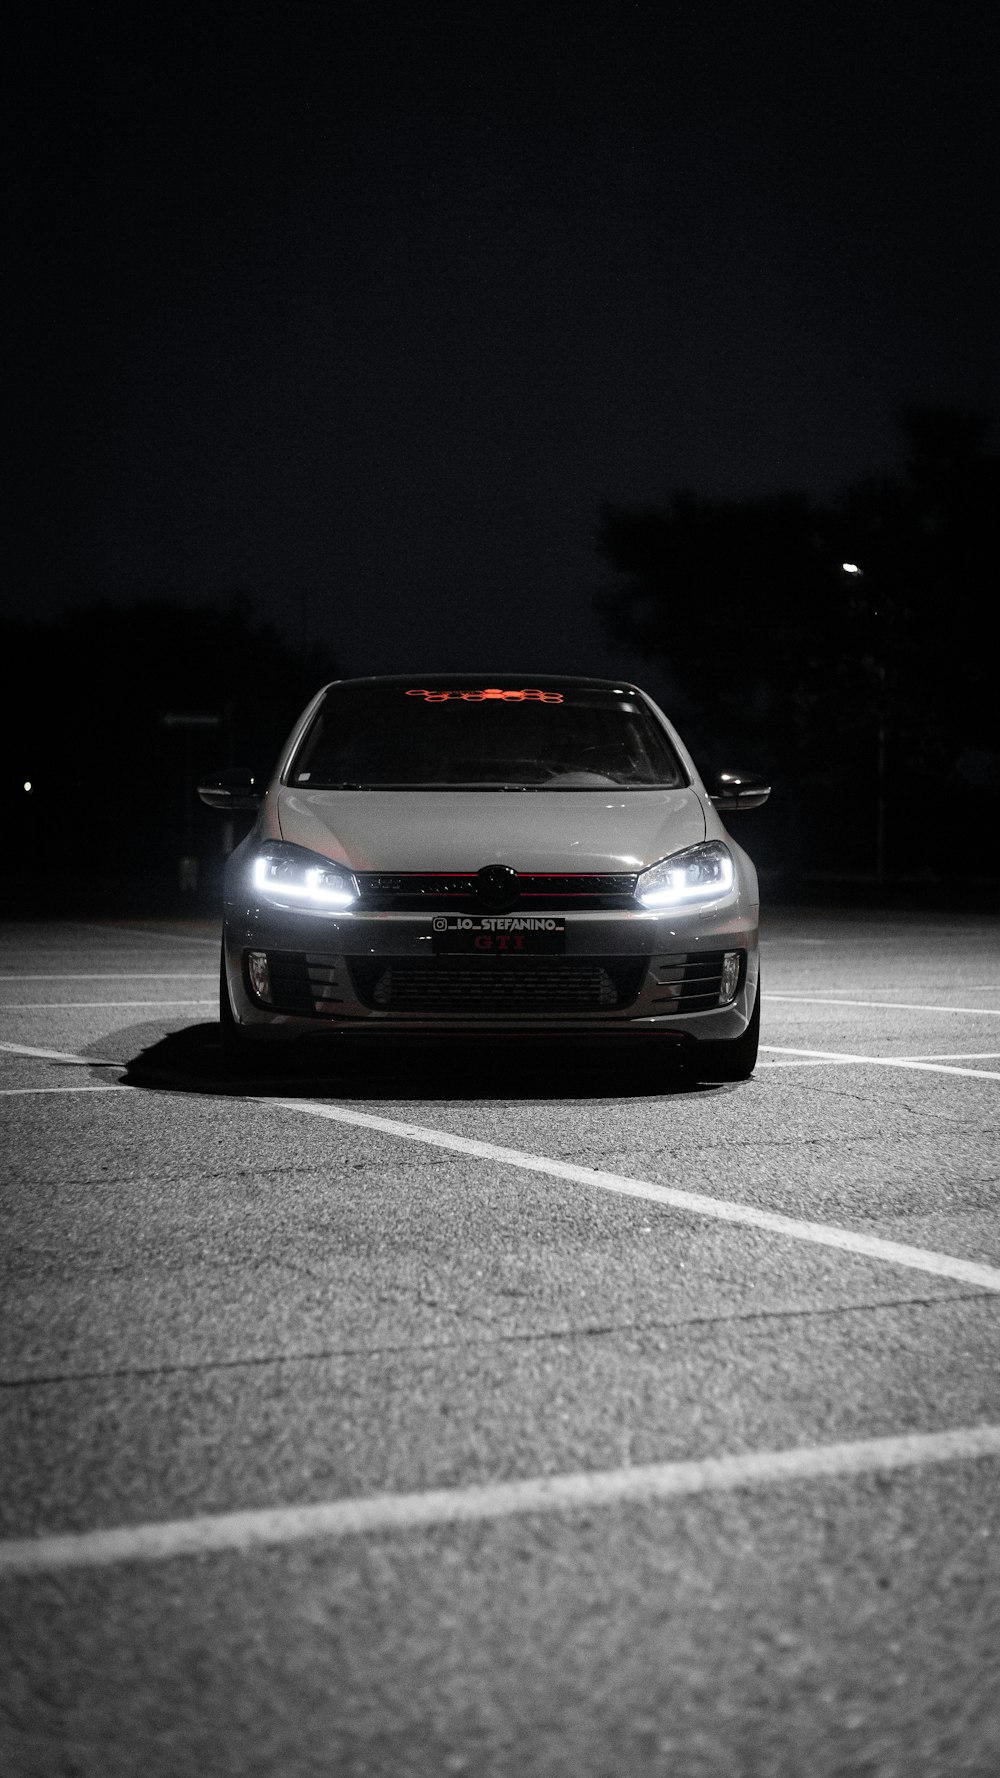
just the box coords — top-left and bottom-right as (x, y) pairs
(319, 674), (645, 693)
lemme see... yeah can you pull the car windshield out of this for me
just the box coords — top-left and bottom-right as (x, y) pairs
(287, 682), (686, 790)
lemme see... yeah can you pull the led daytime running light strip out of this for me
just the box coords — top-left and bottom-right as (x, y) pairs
(638, 854), (734, 908)
(253, 858), (356, 907)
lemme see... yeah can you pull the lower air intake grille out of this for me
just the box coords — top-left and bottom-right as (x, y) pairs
(348, 957), (647, 1012)
(649, 951), (740, 1012)
(253, 951), (345, 1016)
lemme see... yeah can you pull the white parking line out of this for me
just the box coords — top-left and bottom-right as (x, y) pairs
(760, 1049), (1000, 1071)
(0, 1085), (126, 1097)
(0, 1042), (122, 1065)
(766, 995), (1000, 1017)
(0, 1001), (215, 1011)
(761, 1045), (1000, 1081)
(758, 1057), (859, 1069)
(891, 1052), (1000, 1061)
(763, 980), (1000, 989)
(3, 1424), (998, 1576)
(0, 973), (215, 982)
(276, 1100), (1000, 1292)
(73, 924), (218, 947)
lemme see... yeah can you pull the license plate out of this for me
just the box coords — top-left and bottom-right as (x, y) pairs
(431, 915), (566, 954)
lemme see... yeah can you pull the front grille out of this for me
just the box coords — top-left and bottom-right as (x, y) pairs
(348, 956), (647, 1012)
(254, 948), (741, 1018)
(353, 871), (638, 913)
(649, 951), (740, 1012)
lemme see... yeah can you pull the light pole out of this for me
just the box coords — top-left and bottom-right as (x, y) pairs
(842, 563), (886, 886)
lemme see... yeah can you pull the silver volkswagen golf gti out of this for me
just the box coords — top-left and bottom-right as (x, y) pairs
(199, 676), (769, 1081)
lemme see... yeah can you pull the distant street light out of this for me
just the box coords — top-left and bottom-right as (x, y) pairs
(842, 563), (886, 885)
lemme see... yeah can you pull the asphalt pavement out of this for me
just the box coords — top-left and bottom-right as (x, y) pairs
(2, 905), (999, 1777)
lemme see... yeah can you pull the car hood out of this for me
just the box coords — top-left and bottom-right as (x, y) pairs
(275, 786), (707, 873)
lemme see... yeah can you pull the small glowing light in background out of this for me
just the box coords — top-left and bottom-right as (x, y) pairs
(23, 781), (33, 793)
(841, 562), (863, 575)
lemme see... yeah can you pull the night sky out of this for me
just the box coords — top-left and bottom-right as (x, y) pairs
(11, 1), (1000, 685)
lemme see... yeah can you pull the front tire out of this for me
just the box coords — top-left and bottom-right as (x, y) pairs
(691, 974), (760, 1083)
(219, 942), (260, 1075)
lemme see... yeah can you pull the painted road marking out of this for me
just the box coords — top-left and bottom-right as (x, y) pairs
(758, 1057), (863, 1069)
(71, 923), (218, 946)
(0, 1042), (122, 1065)
(767, 984), (1000, 992)
(760, 1049), (1000, 1071)
(766, 995), (1000, 1017)
(895, 1051), (1000, 1061)
(0, 1000), (215, 1011)
(275, 1100), (1000, 1292)
(761, 1045), (1000, 1081)
(3, 1424), (999, 1576)
(0, 1085), (125, 1097)
(0, 973), (215, 982)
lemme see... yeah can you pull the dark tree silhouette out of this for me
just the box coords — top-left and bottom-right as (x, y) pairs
(595, 410), (999, 883)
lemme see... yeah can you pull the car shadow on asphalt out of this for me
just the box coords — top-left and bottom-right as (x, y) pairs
(114, 1020), (717, 1100)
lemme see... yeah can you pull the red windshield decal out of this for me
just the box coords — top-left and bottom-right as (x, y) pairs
(406, 688), (564, 703)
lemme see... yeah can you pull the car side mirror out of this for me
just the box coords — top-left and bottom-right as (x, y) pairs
(197, 768), (262, 811)
(707, 770), (770, 811)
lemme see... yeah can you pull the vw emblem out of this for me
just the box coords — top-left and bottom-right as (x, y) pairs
(475, 864), (520, 911)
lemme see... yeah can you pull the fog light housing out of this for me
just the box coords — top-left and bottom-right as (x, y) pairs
(719, 951), (741, 1005)
(247, 950), (272, 1005)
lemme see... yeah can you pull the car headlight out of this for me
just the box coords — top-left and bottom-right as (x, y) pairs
(251, 842), (358, 911)
(636, 841), (735, 909)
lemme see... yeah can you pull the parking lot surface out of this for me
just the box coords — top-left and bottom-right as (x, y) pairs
(2, 905), (999, 1776)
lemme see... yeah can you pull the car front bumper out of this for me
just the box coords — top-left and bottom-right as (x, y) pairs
(221, 895), (760, 1045)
